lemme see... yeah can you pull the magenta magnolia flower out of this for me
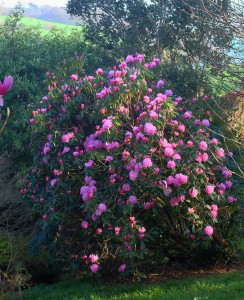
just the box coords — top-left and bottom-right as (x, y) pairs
(0, 76), (13, 106)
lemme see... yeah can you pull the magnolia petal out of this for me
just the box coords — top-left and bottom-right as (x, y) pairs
(1, 76), (13, 95)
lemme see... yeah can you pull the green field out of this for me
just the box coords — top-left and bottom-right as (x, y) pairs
(5, 271), (244, 300)
(0, 15), (80, 33)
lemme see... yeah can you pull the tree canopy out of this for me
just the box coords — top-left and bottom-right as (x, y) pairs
(66, 0), (233, 65)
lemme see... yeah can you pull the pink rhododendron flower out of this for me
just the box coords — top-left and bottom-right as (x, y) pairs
(143, 157), (152, 168)
(85, 160), (94, 168)
(62, 146), (70, 154)
(201, 119), (210, 127)
(175, 97), (182, 103)
(96, 68), (104, 75)
(105, 155), (113, 162)
(172, 151), (181, 160)
(204, 225), (214, 236)
(164, 147), (174, 157)
(126, 55), (134, 62)
(189, 187), (198, 198)
(144, 122), (157, 135)
(128, 195), (137, 204)
(188, 207), (195, 214)
(129, 170), (138, 181)
(157, 80), (164, 89)
(90, 264), (99, 273)
(225, 180), (232, 188)
(178, 124), (185, 132)
(89, 254), (99, 263)
(102, 117), (113, 131)
(149, 61), (156, 68)
(167, 160), (176, 169)
(215, 148), (225, 158)
(81, 221), (88, 228)
(70, 74), (78, 81)
(138, 227), (146, 234)
(170, 197), (179, 207)
(199, 141), (208, 151)
(211, 204), (218, 211)
(211, 210), (217, 218)
(182, 111), (192, 119)
(144, 202), (153, 210)
(166, 175), (175, 185)
(165, 89), (173, 96)
(118, 264), (126, 272)
(218, 183), (226, 191)
(61, 132), (74, 143)
(115, 227), (121, 235)
(195, 153), (203, 163)
(211, 138), (218, 145)
(227, 196), (237, 203)
(205, 185), (215, 194)
(122, 183), (131, 192)
(51, 178), (59, 187)
(202, 152), (209, 162)
(149, 110), (158, 119)
(187, 141), (193, 147)
(42, 214), (47, 220)
(174, 173), (188, 185)
(130, 74), (137, 81)
(222, 169), (232, 179)
(97, 203), (107, 213)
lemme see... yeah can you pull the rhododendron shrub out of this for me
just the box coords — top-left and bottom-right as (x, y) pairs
(23, 54), (238, 276)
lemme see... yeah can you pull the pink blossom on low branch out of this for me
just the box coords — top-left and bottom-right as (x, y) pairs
(90, 264), (99, 273)
(118, 264), (126, 272)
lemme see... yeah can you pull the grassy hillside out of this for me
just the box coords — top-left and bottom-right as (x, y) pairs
(0, 15), (81, 33)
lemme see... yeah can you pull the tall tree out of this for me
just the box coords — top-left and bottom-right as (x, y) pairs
(67, 0), (233, 61)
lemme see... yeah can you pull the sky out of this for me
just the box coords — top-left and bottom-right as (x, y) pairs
(0, 0), (68, 7)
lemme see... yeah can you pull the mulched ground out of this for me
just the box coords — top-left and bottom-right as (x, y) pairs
(145, 258), (244, 283)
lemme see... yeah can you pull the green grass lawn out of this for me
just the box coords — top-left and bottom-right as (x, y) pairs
(5, 271), (244, 300)
(0, 16), (80, 33)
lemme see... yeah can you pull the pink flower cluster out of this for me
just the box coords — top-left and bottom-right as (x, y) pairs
(61, 132), (75, 143)
(210, 204), (218, 218)
(102, 116), (113, 132)
(204, 225), (214, 236)
(144, 122), (157, 136)
(80, 176), (97, 201)
(167, 173), (188, 187)
(170, 194), (185, 207)
(94, 203), (107, 216)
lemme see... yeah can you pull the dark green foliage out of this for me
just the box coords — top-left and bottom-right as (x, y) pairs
(0, 4), (85, 171)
